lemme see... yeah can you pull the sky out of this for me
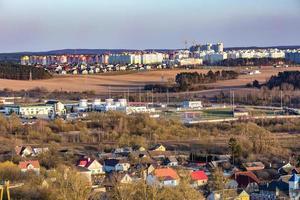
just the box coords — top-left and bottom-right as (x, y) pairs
(0, 0), (300, 52)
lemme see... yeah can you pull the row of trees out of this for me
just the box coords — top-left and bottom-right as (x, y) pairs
(0, 63), (52, 80)
(214, 58), (288, 66)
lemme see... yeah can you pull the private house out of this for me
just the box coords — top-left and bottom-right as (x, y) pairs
(190, 170), (208, 187)
(147, 168), (179, 187)
(18, 160), (40, 175)
(232, 171), (260, 191)
(104, 159), (130, 173)
(243, 162), (265, 171)
(208, 190), (250, 200)
(149, 144), (166, 152)
(32, 147), (49, 156)
(235, 190), (250, 200)
(103, 173), (133, 190)
(278, 162), (295, 175)
(15, 146), (33, 157)
(77, 157), (104, 175)
(289, 173), (300, 200)
(108, 173), (133, 184)
(164, 156), (178, 167)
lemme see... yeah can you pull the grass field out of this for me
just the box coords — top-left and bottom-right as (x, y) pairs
(0, 66), (299, 94)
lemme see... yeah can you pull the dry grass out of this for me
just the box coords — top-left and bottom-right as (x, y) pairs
(0, 66), (299, 94)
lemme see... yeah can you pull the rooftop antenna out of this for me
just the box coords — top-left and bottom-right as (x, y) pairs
(184, 40), (188, 50)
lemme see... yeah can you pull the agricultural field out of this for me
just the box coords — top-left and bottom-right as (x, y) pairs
(0, 66), (299, 94)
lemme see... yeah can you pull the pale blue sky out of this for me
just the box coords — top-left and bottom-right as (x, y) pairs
(0, 0), (299, 52)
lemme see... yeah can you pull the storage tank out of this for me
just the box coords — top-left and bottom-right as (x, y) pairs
(92, 99), (101, 108)
(105, 98), (114, 106)
(79, 99), (88, 108)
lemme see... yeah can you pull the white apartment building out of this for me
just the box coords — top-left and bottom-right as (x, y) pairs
(141, 53), (164, 65)
(4, 105), (54, 118)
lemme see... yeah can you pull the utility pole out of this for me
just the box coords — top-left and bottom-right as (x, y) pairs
(139, 87), (142, 102)
(108, 86), (111, 99)
(167, 89), (169, 107)
(127, 88), (130, 102)
(280, 90), (283, 109)
(151, 89), (154, 105)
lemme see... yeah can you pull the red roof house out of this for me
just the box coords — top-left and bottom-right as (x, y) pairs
(76, 157), (104, 175)
(191, 170), (208, 187)
(18, 160), (40, 175)
(147, 168), (180, 186)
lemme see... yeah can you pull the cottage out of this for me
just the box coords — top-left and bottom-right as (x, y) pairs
(235, 190), (250, 200)
(32, 147), (49, 156)
(147, 168), (179, 187)
(15, 146), (33, 157)
(232, 171), (260, 191)
(164, 156), (178, 167)
(243, 161), (265, 171)
(190, 170), (208, 187)
(104, 159), (130, 172)
(289, 173), (300, 199)
(18, 160), (40, 175)
(149, 144), (166, 152)
(77, 157), (104, 175)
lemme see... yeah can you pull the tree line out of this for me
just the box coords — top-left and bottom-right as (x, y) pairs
(266, 71), (300, 90)
(0, 62), (52, 80)
(213, 58), (289, 66)
(145, 70), (239, 92)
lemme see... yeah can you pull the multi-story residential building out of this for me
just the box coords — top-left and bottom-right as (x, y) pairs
(4, 104), (54, 119)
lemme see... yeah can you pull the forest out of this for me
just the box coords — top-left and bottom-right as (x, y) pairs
(266, 71), (300, 90)
(0, 63), (52, 80)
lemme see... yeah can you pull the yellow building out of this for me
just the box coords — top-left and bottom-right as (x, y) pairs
(235, 190), (250, 200)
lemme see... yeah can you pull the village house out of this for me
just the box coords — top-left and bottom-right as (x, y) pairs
(77, 157), (104, 175)
(243, 161), (265, 171)
(32, 147), (49, 156)
(104, 159), (130, 173)
(190, 170), (208, 187)
(289, 173), (300, 199)
(232, 171), (260, 192)
(149, 144), (166, 152)
(207, 190), (250, 200)
(164, 156), (178, 167)
(147, 168), (179, 187)
(15, 146), (33, 157)
(18, 160), (40, 175)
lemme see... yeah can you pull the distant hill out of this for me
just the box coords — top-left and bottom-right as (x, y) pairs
(0, 63), (52, 80)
